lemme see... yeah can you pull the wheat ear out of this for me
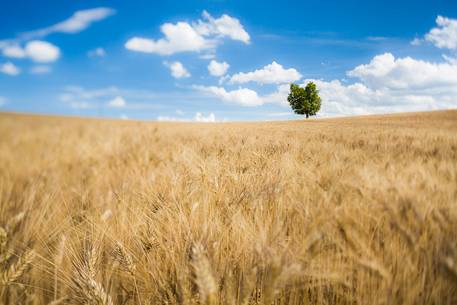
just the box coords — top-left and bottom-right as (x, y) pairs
(113, 241), (136, 275)
(72, 244), (114, 305)
(191, 243), (217, 305)
(1, 249), (35, 286)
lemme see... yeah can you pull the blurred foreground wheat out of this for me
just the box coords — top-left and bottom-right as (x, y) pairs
(0, 110), (456, 305)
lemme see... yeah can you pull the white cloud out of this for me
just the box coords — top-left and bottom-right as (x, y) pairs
(208, 60), (229, 76)
(88, 47), (106, 57)
(265, 112), (292, 117)
(125, 22), (213, 55)
(195, 112), (216, 122)
(30, 65), (51, 74)
(425, 16), (457, 50)
(306, 52), (457, 116)
(2, 45), (26, 58)
(443, 54), (457, 65)
(0, 62), (20, 75)
(22, 7), (115, 38)
(262, 83), (291, 106)
(229, 61), (302, 84)
(24, 40), (60, 62)
(59, 86), (196, 110)
(410, 38), (422, 46)
(194, 11), (250, 44)
(197, 51), (457, 114)
(347, 52), (457, 90)
(193, 82), (291, 107)
(157, 112), (217, 122)
(199, 53), (216, 60)
(125, 11), (249, 55)
(120, 114), (129, 120)
(165, 61), (191, 78)
(0, 8), (113, 65)
(157, 115), (186, 122)
(61, 86), (119, 101)
(0, 96), (6, 106)
(194, 85), (263, 106)
(2, 40), (60, 63)
(107, 96), (126, 107)
(59, 86), (119, 109)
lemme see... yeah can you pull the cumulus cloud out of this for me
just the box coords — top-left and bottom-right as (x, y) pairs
(165, 61), (191, 78)
(229, 61), (302, 85)
(261, 84), (291, 106)
(126, 22), (212, 55)
(197, 50), (457, 115)
(425, 16), (457, 50)
(193, 82), (291, 107)
(2, 40), (60, 63)
(30, 65), (51, 74)
(125, 11), (249, 55)
(194, 85), (263, 106)
(0, 62), (20, 75)
(107, 96), (126, 107)
(2, 45), (26, 58)
(347, 52), (457, 90)
(21, 7), (115, 38)
(193, 11), (250, 44)
(25, 40), (60, 62)
(208, 60), (229, 76)
(88, 47), (106, 57)
(307, 52), (457, 116)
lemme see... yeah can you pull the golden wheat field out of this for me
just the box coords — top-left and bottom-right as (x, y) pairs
(0, 110), (457, 305)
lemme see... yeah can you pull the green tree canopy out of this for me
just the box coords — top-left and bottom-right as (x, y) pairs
(287, 82), (321, 118)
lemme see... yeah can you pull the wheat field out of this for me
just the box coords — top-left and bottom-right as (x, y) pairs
(0, 110), (456, 305)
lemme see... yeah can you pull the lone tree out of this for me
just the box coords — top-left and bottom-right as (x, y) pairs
(287, 82), (321, 118)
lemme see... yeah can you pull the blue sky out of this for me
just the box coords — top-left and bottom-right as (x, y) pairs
(0, 0), (456, 121)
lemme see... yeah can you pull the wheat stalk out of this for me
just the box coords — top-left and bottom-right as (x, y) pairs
(0, 227), (9, 265)
(191, 243), (217, 305)
(54, 234), (66, 299)
(72, 244), (114, 305)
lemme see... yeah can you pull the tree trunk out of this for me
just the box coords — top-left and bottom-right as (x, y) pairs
(306, 113), (309, 119)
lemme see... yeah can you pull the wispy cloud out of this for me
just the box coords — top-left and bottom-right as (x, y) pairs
(0, 7), (114, 66)
(58, 85), (209, 110)
(157, 112), (217, 122)
(87, 47), (106, 57)
(20, 7), (116, 40)
(107, 96), (126, 107)
(30, 65), (51, 74)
